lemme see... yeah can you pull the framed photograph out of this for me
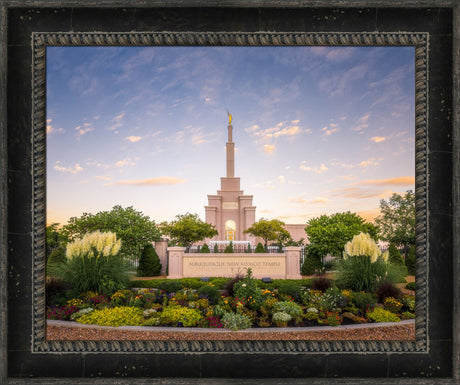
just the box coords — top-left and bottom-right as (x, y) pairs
(1, 1), (459, 384)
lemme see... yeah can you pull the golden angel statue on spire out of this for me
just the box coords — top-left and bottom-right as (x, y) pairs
(226, 109), (232, 125)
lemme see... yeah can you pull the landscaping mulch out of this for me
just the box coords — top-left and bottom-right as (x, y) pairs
(47, 320), (415, 341)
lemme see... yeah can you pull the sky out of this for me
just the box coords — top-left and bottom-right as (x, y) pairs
(46, 46), (415, 226)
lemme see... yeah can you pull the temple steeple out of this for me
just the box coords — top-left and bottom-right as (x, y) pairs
(226, 110), (234, 177)
(204, 112), (256, 242)
(226, 124), (235, 177)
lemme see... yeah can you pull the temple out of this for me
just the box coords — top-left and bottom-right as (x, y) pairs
(204, 114), (256, 242)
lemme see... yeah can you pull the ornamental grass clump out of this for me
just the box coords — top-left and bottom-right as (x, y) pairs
(336, 232), (405, 292)
(62, 231), (129, 296)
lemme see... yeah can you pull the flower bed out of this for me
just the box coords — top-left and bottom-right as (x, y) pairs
(46, 269), (415, 331)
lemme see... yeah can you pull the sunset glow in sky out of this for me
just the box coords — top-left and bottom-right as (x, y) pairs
(46, 46), (415, 226)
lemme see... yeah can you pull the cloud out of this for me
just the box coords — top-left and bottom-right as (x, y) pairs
(277, 175), (285, 184)
(106, 177), (187, 186)
(300, 161), (328, 174)
(114, 158), (136, 168)
(108, 112), (125, 131)
(357, 158), (381, 169)
(357, 209), (381, 223)
(370, 136), (386, 143)
(53, 161), (83, 174)
(288, 196), (329, 205)
(321, 124), (339, 137)
(353, 176), (415, 186)
(46, 118), (64, 135)
(248, 120), (309, 142)
(318, 63), (369, 97)
(125, 136), (142, 142)
(75, 123), (93, 136)
(330, 157), (381, 170)
(328, 187), (390, 199)
(94, 175), (112, 181)
(353, 114), (370, 132)
(264, 144), (276, 154)
(338, 174), (358, 181)
(245, 124), (260, 133)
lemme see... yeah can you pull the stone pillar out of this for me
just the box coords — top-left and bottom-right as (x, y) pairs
(285, 246), (302, 279)
(154, 239), (169, 275)
(167, 246), (185, 279)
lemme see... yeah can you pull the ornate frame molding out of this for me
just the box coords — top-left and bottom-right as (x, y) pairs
(32, 31), (428, 354)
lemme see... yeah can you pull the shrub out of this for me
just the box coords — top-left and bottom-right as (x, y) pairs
(301, 256), (322, 276)
(310, 277), (333, 292)
(246, 243), (252, 253)
(376, 280), (401, 302)
(197, 284), (221, 304)
(405, 282), (416, 291)
(383, 297), (403, 313)
(77, 306), (144, 326)
(318, 287), (348, 312)
(199, 316), (223, 328)
(221, 312), (252, 331)
(254, 243), (266, 253)
(45, 276), (71, 307)
(324, 311), (342, 326)
(46, 246), (67, 277)
(388, 244), (404, 265)
(401, 294), (415, 312)
(209, 277), (229, 289)
(401, 311), (415, 319)
(62, 231), (129, 296)
(272, 311), (292, 326)
(137, 244), (162, 277)
(160, 305), (203, 327)
(158, 280), (183, 293)
(224, 242), (234, 253)
(47, 305), (80, 320)
(213, 244), (219, 253)
(200, 243), (210, 253)
(276, 281), (301, 300)
(273, 301), (303, 322)
(366, 307), (401, 323)
(233, 268), (263, 310)
(223, 274), (244, 297)
(70, 307), (94, 321)
(353, 292), (376, 312)
(405, 245), (416, 275)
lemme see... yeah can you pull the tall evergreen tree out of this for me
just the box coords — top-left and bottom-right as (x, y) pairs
(137, 244), (162, 277)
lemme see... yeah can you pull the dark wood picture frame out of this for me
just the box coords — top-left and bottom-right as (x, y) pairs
(1, 1), (459, 384)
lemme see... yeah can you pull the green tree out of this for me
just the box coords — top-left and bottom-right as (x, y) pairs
(243, 218), (290, 250)
(305, 211), (379, 258)
(137, 244), (162, 277)
(375, 190), (415, 258)
(224, 241), (234, 253)
(46, 246), (67, 277)
(388, 243), (404, 265)
(160, 212), (218, 251)
(200, 243), (210, 253)
(254, 242), (266, 253)
(405, 245), (416, 275)
(61, 205), (161, 263)
(46, 223), (67, 262)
